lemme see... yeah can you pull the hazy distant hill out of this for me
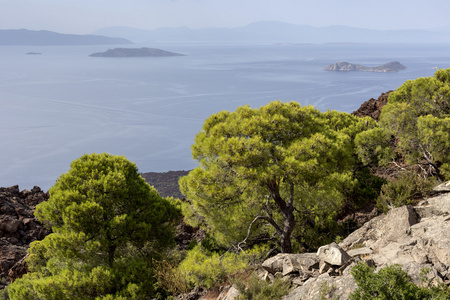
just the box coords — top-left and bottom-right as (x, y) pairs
(92, 21), (450, 44)
(89, 47), (184, 57)
(0, 29), (132, 45)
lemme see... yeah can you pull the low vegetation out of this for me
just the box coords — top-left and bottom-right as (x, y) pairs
(234, 275), (292, 300)
(350, 263), (450, 300)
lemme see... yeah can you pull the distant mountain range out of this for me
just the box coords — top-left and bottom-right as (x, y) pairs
(92, 21), (450, 44)
(0, 29), (132, 45)
(3, 22), (450, 46)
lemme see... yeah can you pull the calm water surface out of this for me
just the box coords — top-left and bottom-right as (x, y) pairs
(1, 43), (449, 190)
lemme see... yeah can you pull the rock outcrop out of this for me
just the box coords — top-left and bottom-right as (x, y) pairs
(351, 90), (392, 121)
(175, 219), (206, 250)
(89, 47), (185, 57)
(0, 186), (48, 287)
(324, 61), (407, 72)
(220, 185), (450, 300)
(287, 189), (450, 299)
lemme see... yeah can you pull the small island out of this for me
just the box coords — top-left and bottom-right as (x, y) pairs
(26, 52), (42, 55)
(324, 61), (407, 72)
(89, 47), (185, 57)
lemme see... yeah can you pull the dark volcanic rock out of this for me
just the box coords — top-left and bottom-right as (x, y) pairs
(352, 90), (392, 121)
(175, 219), (206, 250)
(141, 170), (190, 199)
(89, 47), (185, 57)
(0, 186), (49, 286)
(324, 61), (406, 72)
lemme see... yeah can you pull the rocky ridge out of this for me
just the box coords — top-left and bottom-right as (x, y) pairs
(216, 182), (450, 300)
(324, 61), (407, 72)
(0, 186), (48, 287)
(351, 90), (392, 121)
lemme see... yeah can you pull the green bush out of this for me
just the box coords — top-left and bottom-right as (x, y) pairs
(350, 263), (450, 300)
(377, 170), (436, 212)
(235, 275), (291, 300)
(153, 258), (190, 296)
(179, 244), (269, 289)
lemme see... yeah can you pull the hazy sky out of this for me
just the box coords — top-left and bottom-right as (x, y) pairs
(2, 0), (450, 34)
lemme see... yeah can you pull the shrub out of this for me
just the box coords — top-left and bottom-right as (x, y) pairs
(153, 258), (190, 296)
(377, 170), (436, 212)
(350, 263), (450, 300)
(235, 275), (291, 300)
(179, 244), (269, 289)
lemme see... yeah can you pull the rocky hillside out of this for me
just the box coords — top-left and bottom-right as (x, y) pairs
(0, 186), (48, 288)
(215, 182), (450, 300)
(141, 170), (189, 199)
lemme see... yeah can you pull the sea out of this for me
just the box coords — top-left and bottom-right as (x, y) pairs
(1, 42), (449, 191)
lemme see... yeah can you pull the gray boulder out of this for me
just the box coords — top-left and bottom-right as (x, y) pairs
(346, 247), (372, 257)
(262, 253), (319, 277)
(261, 253), (290, 274)
(217, 285), (240, 300)
(284, 263), (358, 300)
(433, 181), (450, 192)
(317, 242), (350, 266)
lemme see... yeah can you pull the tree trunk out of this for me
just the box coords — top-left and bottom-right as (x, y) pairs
(279, 209), (296, 253)
(108, 245), (116, 267)
(268, 180), (296, 253)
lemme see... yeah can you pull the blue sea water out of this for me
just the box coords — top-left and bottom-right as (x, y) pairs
(1, 42), (449, 190)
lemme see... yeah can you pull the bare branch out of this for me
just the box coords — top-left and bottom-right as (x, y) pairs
(237, 215), (282, 251)
(392, 160), (406, 170)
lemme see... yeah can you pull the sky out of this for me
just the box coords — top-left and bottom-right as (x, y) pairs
(1, 0), (450, 34)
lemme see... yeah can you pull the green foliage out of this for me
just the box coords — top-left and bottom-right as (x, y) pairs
(179, 244), (269, 289)
(235, 275), (291, 300)
(153, 258), (191, 296)
(417, 115), (450, 179)
(377, 170), (437, 212)
(354, 127), (394, 166)
(350, 263), (450, 300)
(179, 200), (205, 229)
(180, 101), (377, 252)
(8, 153), (181, 300)
(0, 288), (9, 300)
(357, 68), (450, 180)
